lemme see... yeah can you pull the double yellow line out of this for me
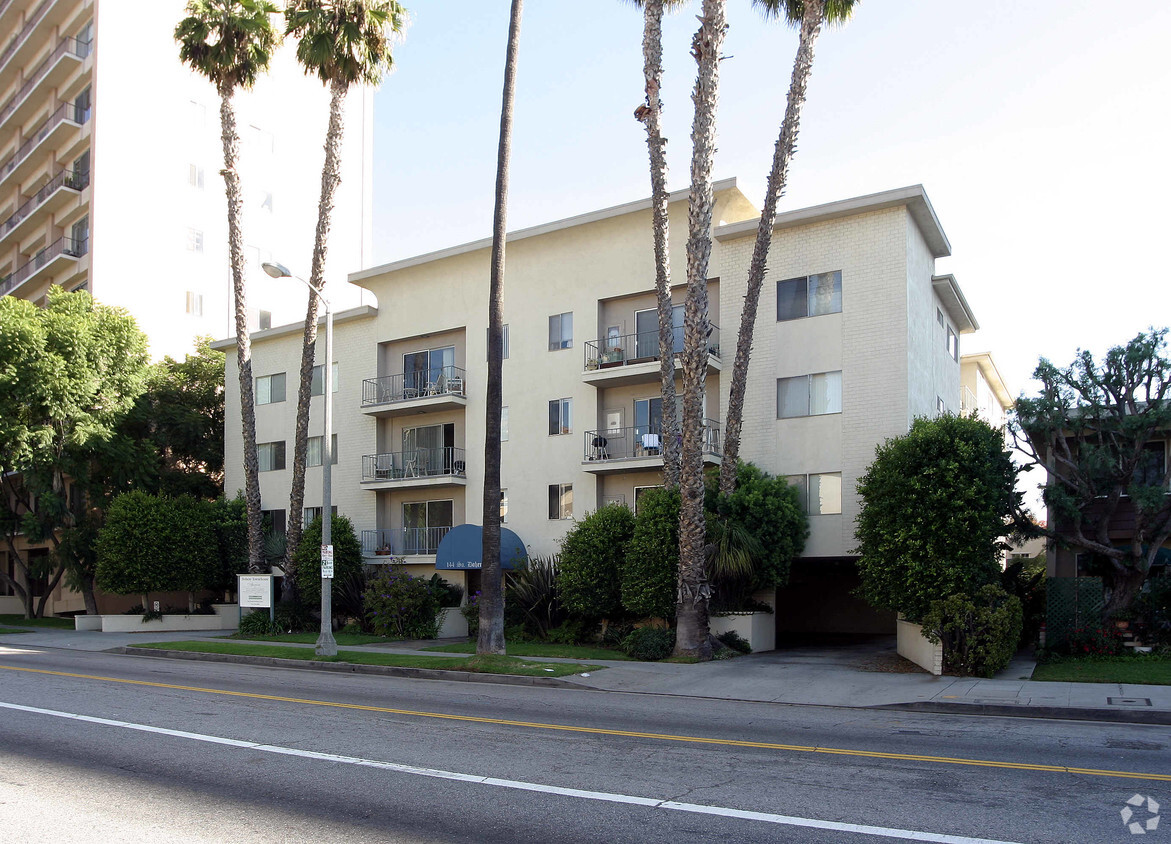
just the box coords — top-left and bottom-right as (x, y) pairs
(3, 662), (1168, 782)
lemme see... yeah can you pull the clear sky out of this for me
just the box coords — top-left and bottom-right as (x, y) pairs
(371, 0), (1171, 401)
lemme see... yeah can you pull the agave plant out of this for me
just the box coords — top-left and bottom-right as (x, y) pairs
(506, 554), (563, 639)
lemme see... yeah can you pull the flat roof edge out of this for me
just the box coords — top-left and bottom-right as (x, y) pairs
(211, 304), (378, 350)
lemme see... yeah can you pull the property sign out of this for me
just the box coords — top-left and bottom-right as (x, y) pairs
(321, 544), (334, 578)
(238, 574), (274, 608)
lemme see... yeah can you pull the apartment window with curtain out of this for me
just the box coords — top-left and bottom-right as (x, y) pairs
(303, 505), (337, 526)
(257, 442), (286, 471)
(777, 371), (842, 418)
(402, 500), (454, 554)
(548, 483), (573, 519)
(404, 346), (454, 394)
(256, 373), (285, 405)
(548, 312), (573, 350)
(784, 473), (842, 515)
(548, 398), (572, 435)
(306, 434), (339, 467)
(777, 271), (842, 321)
(310, 363), (339, 396)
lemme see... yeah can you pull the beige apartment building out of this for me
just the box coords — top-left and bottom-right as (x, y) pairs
(0, 0), (372, 616)
(217, 180), (988, 636)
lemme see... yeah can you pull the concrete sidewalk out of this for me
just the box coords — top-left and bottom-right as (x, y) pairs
(3, 625), (1169, 723)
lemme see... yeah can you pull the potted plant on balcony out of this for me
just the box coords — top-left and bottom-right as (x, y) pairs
(586, 357), (599, 370)
(601, 347), (624, 367)
(376, 543), (393, 556)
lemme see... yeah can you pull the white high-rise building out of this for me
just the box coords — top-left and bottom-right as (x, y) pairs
(0, 0), (374, 360)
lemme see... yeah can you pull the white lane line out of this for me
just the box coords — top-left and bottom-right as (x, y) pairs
(0, 700), (1019, 844)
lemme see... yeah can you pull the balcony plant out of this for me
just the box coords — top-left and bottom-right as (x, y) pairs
(586, 357), (599, 370)
(601, 347), (624, 366)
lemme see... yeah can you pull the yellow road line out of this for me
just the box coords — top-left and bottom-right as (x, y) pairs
(2, 662), (1168, 783)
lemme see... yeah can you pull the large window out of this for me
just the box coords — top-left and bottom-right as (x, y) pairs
(784, 473), (842, 515)
(1134, 441), (1167, 488)
(402, 500), (453, 554)
(548, 398), (572, 435)
(548, 312), (573, 350)
(634, 305), (684, 358)
(306, 434), (338, 467)
(310, 363), (339, 396)
(777, 271), (842, 321)
(404, 346), (454, 394)
(777, 371), (842, 418)
(256, 373), (285, 405)
(261, 509), (286, 537)
(257, 441), (286, 472)
(303, 505), (337, 526)
(548, 483), (573, 520)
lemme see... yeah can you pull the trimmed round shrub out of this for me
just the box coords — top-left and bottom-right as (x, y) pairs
(289, 513), (364, 608)
(621, 488), (679, 619)
(363, 564), (440, 639)
(559, 504), (635, 619)
(921, 585), (1023, 677)
(620, 626), (675, 661)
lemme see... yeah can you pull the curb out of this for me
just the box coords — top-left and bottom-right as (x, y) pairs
(117, 647), (585, 690)
(872, 700), (1171, 726)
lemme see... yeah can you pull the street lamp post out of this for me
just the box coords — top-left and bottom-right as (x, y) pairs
(263, 261), (337, 657)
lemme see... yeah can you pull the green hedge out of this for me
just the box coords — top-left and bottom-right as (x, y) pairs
(921, 585), (1023, 677)
(559, 504), (634, 619)
(289, 514), (364, 608)
(621, 488), (679, 619)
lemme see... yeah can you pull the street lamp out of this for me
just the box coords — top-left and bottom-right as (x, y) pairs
(262, 261), (337, 657)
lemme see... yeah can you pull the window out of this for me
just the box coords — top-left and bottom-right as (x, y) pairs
(937, 308), (945, 328)
(503, 324), (509, 359)
(404, 346), (454, 394)
(634, 306), (684, 357)
(402, 499), (454, 554)
(937, 396), (946, 415)
(487, 326), (510, 359)
(784, 473), (842, 515)
(303, 505), (337, 526)
(186, 291), (203, 317)
(501, 406), (509, 441)
(310, 363), (339, 396)
(548, 483), (573, 520)
(186, 228), (204, 253)
(548, 312), (573, 350)
(256, 373), (285, 405)
(257, 441), (286, 471)
(946, 325), (959, 362)
(75, 21), (93, 57)
(261, 509), (286, 537)
(500, 489), (508, 523)
(188, 164), (204, 189)
(70, 217), (89, 256)
(306, 434), (339, 467)
(260, 191), (273, 213)
(258, 310), (272, 331)
(548, 398), (572, 435)
(1134, 441), (1167, 489)
(74, 87), (91, 123)
(777, 371), (842, 418)
(777, 271), (842, 321)
(73, 151), (90, 188)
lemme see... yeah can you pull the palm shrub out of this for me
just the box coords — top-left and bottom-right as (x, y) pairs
(559, 504), (635, 620)
(289, 513), (363, 609)
(920, 585), (1023, 677)
(364, 564), (440, 639)
(506, 554), (564, 639)
(622, 488), (679, 619)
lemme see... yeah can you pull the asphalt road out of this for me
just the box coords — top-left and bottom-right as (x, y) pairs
(0, 642), (1166, 843)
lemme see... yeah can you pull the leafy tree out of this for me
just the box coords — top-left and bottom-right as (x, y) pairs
(479, 0), (524, 656)
(176, 0), (280, 573)
(1014, 329), (1171, 613)
(282, 0), (407, 582)
(623, 488), (680, 619)
(289, 513), (364, 611)
(719, 0), (859, 496)
(855, 414), (1026, 623)
(559, 505), (636, 619)
(0, 289), (149, 617)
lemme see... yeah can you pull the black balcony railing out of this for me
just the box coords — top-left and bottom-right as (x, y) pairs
(0, 235), (85, 297)
(0, 36), (89, 126)
(361, 526), (452, 556)
(0, 101), (90, 183)
(584, 325), (720, 371)
(362, 365), (467, 406)
(361, 447), (467, 482)
(583, 420), (722, 462)
(2, 168), (87, 237)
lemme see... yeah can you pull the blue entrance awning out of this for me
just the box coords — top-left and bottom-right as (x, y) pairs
(435, 524), (526, 570)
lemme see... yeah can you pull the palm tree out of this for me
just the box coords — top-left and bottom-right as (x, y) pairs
(175, 0), (279, 574)
(718, 0), (857, 495)
(674, 0), (727, 660)
(479, 0), (524, 656)
(282, 0), (406, 581)
(630, 0), (688, 489)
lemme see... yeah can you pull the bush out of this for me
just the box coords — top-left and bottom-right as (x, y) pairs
(506, 554), (564, 638)
(1061, 625), (1126, 656)
(290, 514), (364, 608)
(363, 565), (441, 639)
(546, 619), (589, 645)
(856, 414), (1023, 622)
(620, 626), (675, 661)
(210, 495), (248, 592)
(716, 630), (752, 654)
(427, 574), (464, 609)
(622, 488), (679, 619)
(1001, 559), (1046, 648)
(1135, 573), (1171, 648)
(462, 591), (480, 639)
(921, 585), (1023, 677)
(559, 505), (635, 619)
(238, 609), (279, 637)
(274, 602), (314, 634)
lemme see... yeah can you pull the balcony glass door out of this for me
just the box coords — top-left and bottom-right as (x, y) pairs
(634, 306), (683, 360)
(404, 345), (455, 394)
(402, 500), (454, 555)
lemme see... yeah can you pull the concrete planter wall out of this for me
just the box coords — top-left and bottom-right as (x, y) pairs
(77, 604), (240, 633)
(437, 608), (468, 639)
(896, 616), (942, 676)
(710, 612), (775, 652)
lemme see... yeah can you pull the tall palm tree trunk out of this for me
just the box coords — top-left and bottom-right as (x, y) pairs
(218, 80), (264, 574)
(286, 77), (349, 589)
(637, 0), (680, 489)
(479, 0), (523, 656)
(675, 0), (726, 660)
(719, 0), (823, 496)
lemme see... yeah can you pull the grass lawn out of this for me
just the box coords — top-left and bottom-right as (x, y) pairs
(1032, 654), (1171, 685)
(0, 614), (75, 630)
(136, 640), (602, 678)
(423, 641), (633, 661)
(232, 632), (389, 646)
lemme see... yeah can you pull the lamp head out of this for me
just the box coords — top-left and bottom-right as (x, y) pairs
(261, 261), (291, 279)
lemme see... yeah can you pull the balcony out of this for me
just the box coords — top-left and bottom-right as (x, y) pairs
(0, 0), (19, 33)
(582, 421), (722, 475)
(361, 366), (467, 418)
(0, 0), (59, 77)
(0, 167), (87, 246)
(582, 326), (722, 388)
(0, 101), (90, 190)
(360, 447), (468, 490)
(0, 35), (89, 130)
(361, 527), (452, 558)
(0, 235), (85, 297)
